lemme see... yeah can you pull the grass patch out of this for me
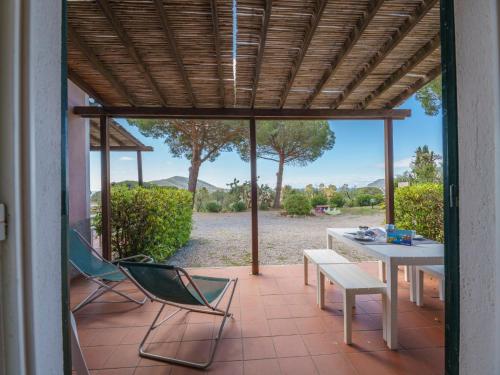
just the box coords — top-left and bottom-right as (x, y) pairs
(220, 252), (252, 266)
(339, 207), (384, 216)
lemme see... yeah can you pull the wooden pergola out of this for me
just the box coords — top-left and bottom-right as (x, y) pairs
(68, 0), (441, 273)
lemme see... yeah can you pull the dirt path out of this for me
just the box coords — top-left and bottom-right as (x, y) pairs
(168, 208), (384, 267)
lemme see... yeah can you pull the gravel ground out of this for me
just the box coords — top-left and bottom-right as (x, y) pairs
(167, 208), (384, 267)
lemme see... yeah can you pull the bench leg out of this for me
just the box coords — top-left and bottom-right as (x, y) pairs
(378, 261), (386, 282)
(409, 266), (417, 303)
(319, 271), (325, 309)
(439, 278), (445, 301)
(304, 256), (308, 285)
(381, 293), (387, 342)
(326, 233), (332, 249)
(343, 291), (353, 345)
(416, 269), (424, 307)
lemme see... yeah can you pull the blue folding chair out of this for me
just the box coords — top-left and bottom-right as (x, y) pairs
(69, 229), (152, 312)
(119, 262), (238, 369)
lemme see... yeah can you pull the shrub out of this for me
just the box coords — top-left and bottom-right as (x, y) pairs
(283, 192), (311, 216)
(230, 201), (247, 212)
(94, 186), (192, 261)
(205, 200), (222, 213)
(329, 192), (346, 208)
(356, 193), (384, 207)
(310, 193), (328, 207)
(395, 183), (444, 242)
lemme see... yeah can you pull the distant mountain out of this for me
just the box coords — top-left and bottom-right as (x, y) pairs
(148, 176), (222, 192)
(367, 178), (385, 191)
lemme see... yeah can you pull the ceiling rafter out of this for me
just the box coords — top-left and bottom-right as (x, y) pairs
(96, 0), (168, 107)
(68, 68), (108, 106)
(250, 0), (272, 108)
(303, 0), (385, 109)
(331, 0), (439, 108)
(68, 24), (137, 106)
(279, 0), (328, 108)
(153, 0), (197, 107)
(385, 65), (441, 109)
(209, 0), (226, 107)
(358, 33), (441, 109)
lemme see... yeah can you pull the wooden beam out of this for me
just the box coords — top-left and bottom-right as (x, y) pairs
(358, 33), (441, 109)
(209, 0), (225, 106)
(279, 0), (328, 108)
(303, 0), (385, 109)
(384, 118), (394, 224)
(68, 68), (108, 106)
(90, 146), (154, 152)
(331, 0), (439, 108)
(68, 24), (137, 106)
(73, 106), (411, 120)
(250, 118), (259, 275)
(385, 65), (441, 109)
(153, 0), (197, 107)
(137, 151), (144, 186)
(96, 0), (168, 107)
(100, 115), (112, 260)
(250, 0), (272, 108)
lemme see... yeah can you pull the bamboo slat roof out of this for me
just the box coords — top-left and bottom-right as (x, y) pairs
(89, 119), (153, 151)
(68, 0), (441, 111)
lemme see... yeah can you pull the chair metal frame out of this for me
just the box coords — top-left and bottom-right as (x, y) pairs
(119, 263), (238, 369)
(70, 230), (152, 313)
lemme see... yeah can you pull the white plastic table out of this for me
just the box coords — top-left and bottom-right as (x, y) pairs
(326, 227), (444, 350)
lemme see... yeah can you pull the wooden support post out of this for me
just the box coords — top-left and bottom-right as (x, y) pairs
(100, 115), (112, 260)
(250, 118), (259, 275)
(137, 150), (143, 186)
(384, 118), (395, 224)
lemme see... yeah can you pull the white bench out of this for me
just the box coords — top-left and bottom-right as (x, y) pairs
(303, 249), (351, 284)
(318, 263), (386, 344)
(416, 265), (445, 306)
(303, 249), (351, 306)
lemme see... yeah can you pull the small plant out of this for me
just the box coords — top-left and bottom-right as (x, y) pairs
(230, 201), (247, 212)
(283, 192), (311, 216)
(310, 193), (328, 207)
(356, 193), (384, 207)
(329, 192), (346, 208)
(205, 201), (222, 213)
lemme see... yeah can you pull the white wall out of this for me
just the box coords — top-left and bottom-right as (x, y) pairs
(68, 81), (90, 229)
(455, 0), (500, 374)
(0, 0), (63, 373)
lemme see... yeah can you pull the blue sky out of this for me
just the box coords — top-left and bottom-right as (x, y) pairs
(89, 96), (442, 191)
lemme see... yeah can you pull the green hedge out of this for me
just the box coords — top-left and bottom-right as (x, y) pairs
(94, 186), (192, 261)
(394, 183), (444, 242)
(283, 192), (311, 216)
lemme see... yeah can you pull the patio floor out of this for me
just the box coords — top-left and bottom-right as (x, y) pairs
(72, 262), (444, 375)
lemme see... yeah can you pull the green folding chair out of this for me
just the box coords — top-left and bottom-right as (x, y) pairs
(69, 229), (152, 312)
(119, 262), (238, 369)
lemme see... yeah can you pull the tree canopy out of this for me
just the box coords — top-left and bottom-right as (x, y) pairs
(415, 76), (442, 116)
(396, 145), (442, 184)
(237, 120), (335, 207)
(128, 119), (246, 197)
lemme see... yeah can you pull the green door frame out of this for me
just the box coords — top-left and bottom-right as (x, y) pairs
(441, 0), (460, 374)
(61, 0), (71, 373)
(59, 1), (461, 374)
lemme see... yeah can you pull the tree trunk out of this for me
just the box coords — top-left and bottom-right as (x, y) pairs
(188, 158), (201, 204)
(273, 157), (285, 209)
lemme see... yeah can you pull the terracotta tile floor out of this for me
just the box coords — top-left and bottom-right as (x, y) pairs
(72, 263), (444, 374)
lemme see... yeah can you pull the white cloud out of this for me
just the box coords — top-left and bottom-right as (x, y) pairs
(119, 156), (135, 161)
(394, 157), (413, 169)
(375, 157), (413, 170)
